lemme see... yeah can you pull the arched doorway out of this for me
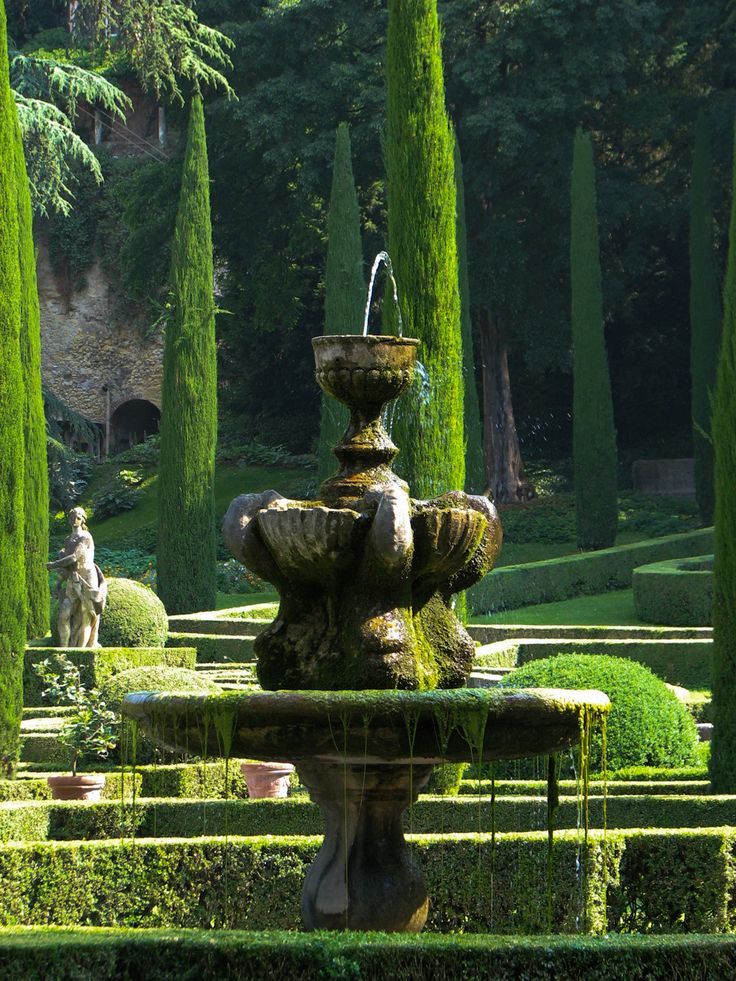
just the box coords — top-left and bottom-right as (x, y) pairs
(110, 399), (160, 453)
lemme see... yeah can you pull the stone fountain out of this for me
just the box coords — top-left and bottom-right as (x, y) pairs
(123, 333), (609, 933)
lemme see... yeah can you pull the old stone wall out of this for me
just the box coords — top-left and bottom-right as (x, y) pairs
(37, 234), (163, 431)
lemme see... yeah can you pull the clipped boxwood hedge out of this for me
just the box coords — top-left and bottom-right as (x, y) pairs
(469, 528), (714, 613)
(499, 654), (700, 772)
(2, 930), (736, 981)
(3, 791), (736, 843)
(633, 555), (713, 626)
(98, 578), (169, 648)
(0, 764), (240, 803)
(0, 831), (609, 934)
(0, 830), (734, 934)
(23, 648), (196, 707)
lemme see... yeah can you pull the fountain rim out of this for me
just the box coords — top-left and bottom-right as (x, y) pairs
(311, 334), (420, 348)
(122, 686), (611, 719)
(121, 687), (610, 765)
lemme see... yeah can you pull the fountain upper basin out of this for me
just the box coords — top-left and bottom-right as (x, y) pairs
(122, 687), (610, 765)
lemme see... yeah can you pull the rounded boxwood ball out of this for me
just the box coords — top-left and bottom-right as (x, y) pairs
(101, 666), (221, 711)
(499, 653), (700, 772)
(98, 578), (169, 647)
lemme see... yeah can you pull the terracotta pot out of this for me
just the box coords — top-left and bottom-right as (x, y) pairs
(240, 761), (294, 799)
(47, 774), (106, 801)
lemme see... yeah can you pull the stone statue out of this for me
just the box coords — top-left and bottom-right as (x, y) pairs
(48, 507), (107, 648)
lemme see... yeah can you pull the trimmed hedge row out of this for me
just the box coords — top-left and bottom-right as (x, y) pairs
(2, 929), (736, 981)
(167, 607), (270, 636)
(23, 648), (197, 706)
(0, 830), (733, 933)
(461, 779), (711, 797)
(469, 528), (714, 614)
(3, 792), (736, 843)
(165, 633), (256, 663)
(0, 772), (140, 803)
(468, 623), (712, 642)
(634, 555), (713, 626)
(475, 638), (712, 689)
(0, 763), (247, 802)
(0, 832), (609, 933)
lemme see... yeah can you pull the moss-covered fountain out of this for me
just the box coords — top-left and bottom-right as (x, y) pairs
(123, 333), (609, 932)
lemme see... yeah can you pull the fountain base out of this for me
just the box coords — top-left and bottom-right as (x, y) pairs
(298, 761), (433, 932)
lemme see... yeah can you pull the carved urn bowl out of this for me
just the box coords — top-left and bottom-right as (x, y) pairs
(312, 335), (419, 413)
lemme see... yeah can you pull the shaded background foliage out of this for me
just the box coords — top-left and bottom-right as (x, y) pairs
(11, 0), (736, 463)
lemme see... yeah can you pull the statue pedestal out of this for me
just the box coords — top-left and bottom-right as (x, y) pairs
(297, 761), (433, 932)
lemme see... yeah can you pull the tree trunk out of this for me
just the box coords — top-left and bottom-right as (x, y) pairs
(478, 309), (534, 503)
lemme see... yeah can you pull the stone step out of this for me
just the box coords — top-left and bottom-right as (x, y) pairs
(22, 706), (74, 720)
(20, 717), (65, 734)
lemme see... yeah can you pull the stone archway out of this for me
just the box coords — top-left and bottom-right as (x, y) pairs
(110, 398), (160, 453)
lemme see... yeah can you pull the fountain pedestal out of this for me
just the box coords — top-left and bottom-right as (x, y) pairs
(298, 762), (433, 932)
(123, 334), (611, 934)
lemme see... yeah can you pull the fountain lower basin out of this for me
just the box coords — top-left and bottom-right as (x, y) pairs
(122, 687), (609, 933)
(122, 687), (609, 764)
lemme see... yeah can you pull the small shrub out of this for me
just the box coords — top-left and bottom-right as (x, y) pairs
(91, 476), (141, 520)
(47, 445), (93, 511)
(33, 654), (118, 775)
(216, 559), (268, 595)
(95, 548), (156, 589)
(98, 578), (168, 648)
(426, 762), (467, 795)
(499, 496), (576, 545)
(113, 434), (160, 467)
(499, 653), (700, 772)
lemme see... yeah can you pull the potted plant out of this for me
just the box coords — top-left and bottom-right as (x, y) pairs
(33, 655), (118, 800)
(240, 760), (295, 799)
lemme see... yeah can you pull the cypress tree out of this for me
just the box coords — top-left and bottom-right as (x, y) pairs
(386, 0), (465, 499)
(14, 113), (50, 639)
(709, 122), (736, 792)
(157, 96), (217, 614)
(0, 0), (26, 775)
(571, 128), (618, 550)
(690, 112), (722, 526)
(455, 135), (485, 494)
(317, 122), (365, 485)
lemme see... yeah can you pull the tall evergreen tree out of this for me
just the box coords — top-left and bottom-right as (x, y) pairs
(690, 112), (722, 526)
(455, 136), (485, 495)
(157, 96), (217, 614)
(709, 122), (736, 793)
(571, 128), (618, 550)
(0, 0), (26, 775)
(14, 111), (49, 639)
(386, 0), (464, 499)
(317, 122), (365, 485)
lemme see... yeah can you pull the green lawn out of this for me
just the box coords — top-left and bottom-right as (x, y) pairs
(216, 591), (277, 610)
(496, 530), (669, 568)
(59, 463), (310, 547)
(472, 588), (644, 626)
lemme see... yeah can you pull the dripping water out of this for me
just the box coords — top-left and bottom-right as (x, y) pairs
(383, 359), (432, 437)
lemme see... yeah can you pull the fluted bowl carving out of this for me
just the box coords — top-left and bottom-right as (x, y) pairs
(313, 335), (419, 409)
(257, 504), (363, 582)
